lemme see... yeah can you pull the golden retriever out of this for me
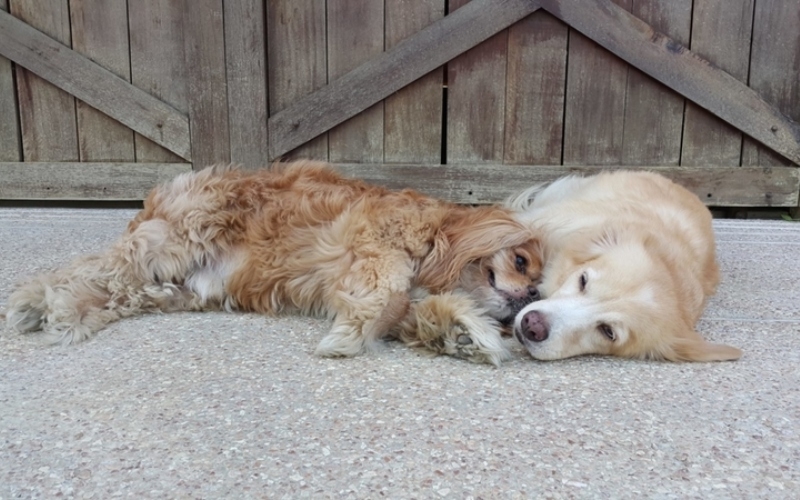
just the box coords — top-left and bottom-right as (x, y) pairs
(5, 161), (542, 365)
(506, 170), (742, 362)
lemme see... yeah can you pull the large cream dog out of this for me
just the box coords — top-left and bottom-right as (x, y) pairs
(507, 170), (742, 362)
(5, 161), (543, 365)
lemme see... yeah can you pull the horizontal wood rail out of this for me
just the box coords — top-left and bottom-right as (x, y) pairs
(0, 163), (191, 200)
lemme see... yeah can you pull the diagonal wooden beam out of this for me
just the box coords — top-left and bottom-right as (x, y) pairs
(267, 0), (542, 160)
(538, 0), (800, 165)
(0, 9), (191, 161)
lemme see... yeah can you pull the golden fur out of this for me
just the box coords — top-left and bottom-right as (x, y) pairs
(5, 161), (542, 365)
(507, 170), (742, 362)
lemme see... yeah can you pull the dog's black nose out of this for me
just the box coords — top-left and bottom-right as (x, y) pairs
(521, 310), (549, 342)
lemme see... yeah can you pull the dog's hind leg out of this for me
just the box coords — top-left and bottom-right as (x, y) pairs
(5, 271), (59, 334)
(6, 218), (205, 344)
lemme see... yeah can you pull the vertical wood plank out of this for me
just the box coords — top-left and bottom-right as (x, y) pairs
(384, 0), (444, 164)
(224, 0), (268, 168)
(128, 0), (187, 162)
(183, 0), (230, 168)
(562, 0), (631, 165)
(70, 0), (135, 162)
(0, 0), (21, 161)
(326, 0), (384, 163)
(447, 0), (508, 163)
(680, 0), (753, 166)
(10, 0), (78, 161)
(504, 11), (567, 165)
(741, 0), (800, 168)
(267, 0), (327, 161)
(621, 0), (690, 165)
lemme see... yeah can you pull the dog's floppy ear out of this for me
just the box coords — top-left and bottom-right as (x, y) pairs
(665, 334), (743, 362)
(417, 207), (537, 292)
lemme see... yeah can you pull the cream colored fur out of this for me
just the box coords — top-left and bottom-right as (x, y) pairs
(508, 170), (742, 362)
(6, 161), (543, 366)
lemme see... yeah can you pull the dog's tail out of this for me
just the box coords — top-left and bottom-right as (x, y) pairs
(5, 218), (205, 345)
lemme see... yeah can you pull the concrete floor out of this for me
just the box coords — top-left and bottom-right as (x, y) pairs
(1, 208), (799, 499)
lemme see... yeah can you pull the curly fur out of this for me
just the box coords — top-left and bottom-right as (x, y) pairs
(5, 161), (542, 365)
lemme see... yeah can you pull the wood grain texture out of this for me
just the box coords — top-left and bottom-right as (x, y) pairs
(333, 163), (799, 207)
(184, 0), (230, 167)
(224, 0), (268, 168)
(128, 0), (188, 162)
(9, 0), (78, 161)
(268, 0), (542, 160)
(384, 0), (444, 164)
(0, 162), (191, 200)
(539, 0), (800, 165)
(0, 7), (191, 161)
(741, 0), (800, 168)
(504, 11), (567, 164)
(447, 0), (509, 163)
(0, 0), (20, 161)
(621, 0), (690, 165)
(327, 0), (384, 163)
(680, 0), (753, 165)
(266, 0), (328, 161)
(562, 0), (631, 166)
(70, 0), (135, 162)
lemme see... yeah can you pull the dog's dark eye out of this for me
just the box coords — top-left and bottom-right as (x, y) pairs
(579, 272), (588, 292)
(598, 323), (615, 341)
(515, 255), (527, 273)
(488, 269), (496, 288)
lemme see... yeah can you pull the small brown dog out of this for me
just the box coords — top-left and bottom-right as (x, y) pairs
(6, 161), (542, 365)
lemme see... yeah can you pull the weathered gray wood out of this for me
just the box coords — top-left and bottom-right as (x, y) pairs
(268, 0), (542, 160)
(0, 7), (191, 161)
(563, 0), (630, 165)
(266, 0), (328, 160)
(742, 0), (800, 169)
(447, 0), (508, 162)
(621, 0), (690, 165)
(384, 0), (444, 164)
(504, 11), (567, 164)
(680, 0), (753, 165)
(0, 0), (20, 161)
(224, 0), (268, 168)
(0, 162), (191, 200)
(9, 0), (78, 162)
(539, 0), (800, 165)
(70, 0), (135, 162)
(128, 0), (188, 162)
(327, 0), (384, 163)
(333, 163), (800, 207)
(184, 0), (230, 168)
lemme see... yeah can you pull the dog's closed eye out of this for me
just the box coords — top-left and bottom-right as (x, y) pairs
(579, 272), (588, 292)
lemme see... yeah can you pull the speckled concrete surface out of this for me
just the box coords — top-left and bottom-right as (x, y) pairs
(1, 208), (799, 499)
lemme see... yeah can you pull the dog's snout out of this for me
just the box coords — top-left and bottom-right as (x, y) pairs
(527, 286), (540, 301)
(521, 310), (549, 342)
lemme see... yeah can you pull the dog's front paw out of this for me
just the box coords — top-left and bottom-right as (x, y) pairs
(411, 293), (509, 366)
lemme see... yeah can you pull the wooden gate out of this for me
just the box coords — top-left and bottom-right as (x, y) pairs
(0, 0), (798, 208)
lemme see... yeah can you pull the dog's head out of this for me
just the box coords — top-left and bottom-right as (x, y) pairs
(513, 228), (742, 362)
(417, 206), (543, 325)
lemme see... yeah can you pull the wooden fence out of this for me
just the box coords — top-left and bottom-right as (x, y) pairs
(0, 0), (798, 208)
